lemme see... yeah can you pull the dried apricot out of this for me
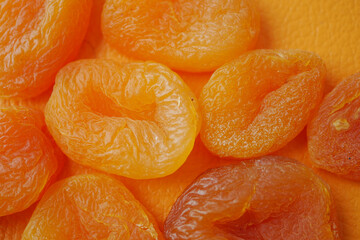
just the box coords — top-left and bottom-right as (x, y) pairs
(0, 88), (52, 113)
(45, 60), (200, 179)
(0, 205), (35, 240)
(308, 73), (360, 180)
(200, 49), (325, 158)
(0, 107), (58, 216)
(120, 137), (237, 229)
(0, 0), (92, 98)
(101, 0), (259, 72)
(22, 174), (164, 240)
(165, 156), (340, 240)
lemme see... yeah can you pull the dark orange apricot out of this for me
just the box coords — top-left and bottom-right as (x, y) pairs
(165, 156), (340, 240)
(0, 205), (35, 240)
(45, 60), (200, 179)
(22, 174), (164, 240)
(102, 0), (259, 72)
(0, 107), (58, 216)
(308, 73), (360, 180)
(0, 0), (92, 98)
(200, 49), (326, 158)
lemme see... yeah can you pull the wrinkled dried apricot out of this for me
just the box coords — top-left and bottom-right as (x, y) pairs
(0, 205), (35, 240)
(165, 156), (340, 240)
(308, 73), (360, 180)
(102, 0), (259, 72)
(0, 0), (92, 98)
(45, 60), (200, 179)
(22, 174), (164, 240)
(200, 49), (325, 158)
(0, 88), (52, 113)
(0, 107), (58, 216)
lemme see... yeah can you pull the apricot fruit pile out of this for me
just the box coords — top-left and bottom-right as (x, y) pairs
(0, 0), (359, 239)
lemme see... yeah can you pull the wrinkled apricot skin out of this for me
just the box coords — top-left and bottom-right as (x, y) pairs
(22, 174), (164, 240)
(0, 0), (92, 98)
(0, 88), (52, 113)
(45, 59), (199, 179)
(200, 49), (325, 158)
(102, 0), (259, 72)
(0, 107), (58, 217)
(308, 73), (360, 180)
(0, 205), (35, 240)
(165, 156), (340, 240)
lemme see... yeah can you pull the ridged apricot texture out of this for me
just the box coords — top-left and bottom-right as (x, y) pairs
(308, 73), (360, 180)
(102, 0), (259, 72)
(200, 49), (325, 158)
(0, 205), (35, 240)
(22, 174), (164, 240)
(0, 88), (52, 113)
(0, 107), (58, 216)
(165, 156), (340, 240)
(45, 60), (200, 179)
(0, 0), (92, 98)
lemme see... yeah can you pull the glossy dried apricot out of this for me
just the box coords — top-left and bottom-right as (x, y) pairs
(102, 0), (259, 72)
(0, 0), (92, 98)
(200, 49), (325, 158)
(0, 107), (58, 216)
(308, 73), (360, 180)
(165, 156), (340, 240)
(22, 174), (164, 240)
(45, 59), (200, 179)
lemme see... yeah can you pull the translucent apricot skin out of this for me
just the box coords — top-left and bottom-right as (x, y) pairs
(308, 73), (360, 180)
(0, 0), (92, 98)
(45, 59), (199, 179)
(101, 0), (259, 72)
(200, 49), (326, 158)
(165, 156), (340, 240)
(0, 107), (58, 217)
(22, 174), (164, 240)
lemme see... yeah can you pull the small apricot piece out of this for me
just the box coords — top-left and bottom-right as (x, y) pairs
(165, 156), (340, 240)
(200, 49), (326, 158)
(0, 0), (92, 98)
(45, 60), (199, 179)
(0, 107), (58, 216)
(102, 0), (259, 72)
(22, 174), (164, 240)
(308, 73), (360, 180)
